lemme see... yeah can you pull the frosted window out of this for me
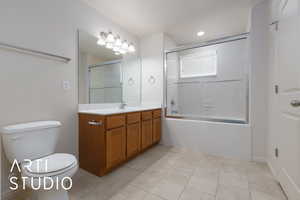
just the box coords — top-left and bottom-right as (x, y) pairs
(179, 50), (217, 78)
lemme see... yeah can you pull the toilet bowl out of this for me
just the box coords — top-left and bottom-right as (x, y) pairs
(1, 121), (78, 200)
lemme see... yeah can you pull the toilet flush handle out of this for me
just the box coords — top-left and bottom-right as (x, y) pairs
(88, 120), (102, 126)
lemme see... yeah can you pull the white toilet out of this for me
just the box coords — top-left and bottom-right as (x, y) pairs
(1, 121), (78, 200)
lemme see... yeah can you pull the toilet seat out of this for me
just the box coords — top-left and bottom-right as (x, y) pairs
(21, 153), (78, 178)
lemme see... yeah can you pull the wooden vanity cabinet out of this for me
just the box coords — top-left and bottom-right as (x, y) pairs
(106, 126), (126, 169)
(153, 109), (162, 143)
(79, 108), (162, 176)
(126, 122), (141, 158)
(126, 112), (141, 158)
(105, 114), (126, 170)
(79, 114), (106, 176)
(141, 116), (153, 150)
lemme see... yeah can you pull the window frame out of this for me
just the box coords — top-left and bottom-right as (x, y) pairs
(178, 50), (218, 79)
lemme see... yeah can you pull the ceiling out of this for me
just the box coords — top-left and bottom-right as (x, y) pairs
(81, 0), (255, 44)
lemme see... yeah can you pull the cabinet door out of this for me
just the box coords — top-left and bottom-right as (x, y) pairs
(106, 127), (126, 169)
(141, 120), (153, 150)
(127, 123), (141, 158)
(153, 118), (161, 143)
(79, 114), (105, 176)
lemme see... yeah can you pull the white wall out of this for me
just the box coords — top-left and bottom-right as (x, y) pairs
(140, 33), (164, 105)
(249, 0), (270, 162)
(122, 55), (142, 106)
(0, 0), (138, 197)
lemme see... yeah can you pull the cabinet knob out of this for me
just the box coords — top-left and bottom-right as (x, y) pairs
(88, 120), (102, 126)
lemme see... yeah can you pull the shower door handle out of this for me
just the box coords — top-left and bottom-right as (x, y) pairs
(290, 100), (300, 107)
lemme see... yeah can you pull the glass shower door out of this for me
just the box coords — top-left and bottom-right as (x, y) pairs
(89, 61), (122, 103)
(165, 37), (249, 123)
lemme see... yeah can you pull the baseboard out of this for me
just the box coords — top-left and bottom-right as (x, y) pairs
(278, 168), (300, 200)
(267, 160), (278, 180)
(253, 156), (266, 163)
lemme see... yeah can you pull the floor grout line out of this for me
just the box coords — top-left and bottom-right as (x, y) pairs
(176, 167), (195, 200)
(68, 145), (287, 200)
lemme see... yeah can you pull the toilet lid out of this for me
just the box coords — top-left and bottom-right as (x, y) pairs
(23, 153), (77, 174)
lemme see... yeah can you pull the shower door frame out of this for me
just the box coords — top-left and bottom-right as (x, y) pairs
(163, 33), (250, 124)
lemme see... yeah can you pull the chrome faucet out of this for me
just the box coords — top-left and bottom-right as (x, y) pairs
(119, 102), (127, 109)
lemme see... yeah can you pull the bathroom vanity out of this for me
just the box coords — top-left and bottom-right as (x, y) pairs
(77, 30), (158, 176)
(78, 107), (162, 176)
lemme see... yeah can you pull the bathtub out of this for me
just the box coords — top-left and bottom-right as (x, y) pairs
(162, 118), (251, 161)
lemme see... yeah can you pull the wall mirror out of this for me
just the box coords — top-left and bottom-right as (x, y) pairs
(78, 30), (141, 105)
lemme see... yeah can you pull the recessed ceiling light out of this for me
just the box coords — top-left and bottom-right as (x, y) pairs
(197, 31), (205, 37)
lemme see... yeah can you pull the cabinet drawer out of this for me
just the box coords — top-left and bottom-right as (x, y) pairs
(142, 111), (152, 121)
(106, 115), (126, 129)
(153, 109), (162, 119)
(127, 112), (141, 124)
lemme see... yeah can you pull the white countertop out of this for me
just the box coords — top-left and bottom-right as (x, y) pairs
(78, 105), (161, 115)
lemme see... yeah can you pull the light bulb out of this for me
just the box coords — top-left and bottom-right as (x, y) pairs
(128, 44), (135, 52)
(97, 32), (106, 46)
(115, 36), (122, 47)
(121, 40), (129, 50)
(119, 49), (126, 54)
(197, 31), (205, 37)
(106, 32), (115, 43)
(106, 43), (113, 49)
(113, 46), (120, 52)
(97, 38), (106, 46)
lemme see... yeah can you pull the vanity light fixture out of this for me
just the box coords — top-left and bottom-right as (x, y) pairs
(96, 31), (135, 55)
(113, 46), (120, 52)
(97, 38), (105, 46)
(119, 49), (126, 54)
(106, 31), (115, 43)
(197, 31), (205, 37)
(97, 32), (106, 46)
(121, 40), (129, 51)
(115, 36), (122, 47)
(128, 43), (136, 52)
(106, 43), (113, 49)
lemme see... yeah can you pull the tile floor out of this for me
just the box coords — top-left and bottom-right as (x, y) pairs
(14, 145), (287, 200)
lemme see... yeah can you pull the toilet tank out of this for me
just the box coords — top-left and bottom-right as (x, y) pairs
(1, 121), (61, 163)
